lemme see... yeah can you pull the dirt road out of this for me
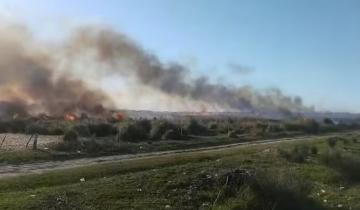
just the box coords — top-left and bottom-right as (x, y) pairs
(0, 133), (348, 178)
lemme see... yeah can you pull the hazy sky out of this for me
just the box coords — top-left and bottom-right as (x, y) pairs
(0, 0), (359, 112)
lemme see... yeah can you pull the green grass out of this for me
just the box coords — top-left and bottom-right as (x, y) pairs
(1, 132), (360, 209)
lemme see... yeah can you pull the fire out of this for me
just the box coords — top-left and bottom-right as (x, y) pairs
(64, 113), (79, 121)
(113, 112), (126, 121)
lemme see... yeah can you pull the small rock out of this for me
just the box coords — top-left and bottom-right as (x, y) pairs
(337, 204), (343, 208)
(80, 178), (85, 182)
(165, 204), (171, 209)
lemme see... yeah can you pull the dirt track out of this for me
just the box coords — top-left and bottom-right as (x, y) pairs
(0, 132), (347, 179)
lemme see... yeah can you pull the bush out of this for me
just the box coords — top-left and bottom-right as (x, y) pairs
(0, 120), (27, 133)
(119, 123), (149, 142)
(63, 129), (79, 142)
(72, 125), (91, 137)
(83, 139), (101, 153)
(353, 138), (358, 143)
(88, 123), (117, 137)
(218, 169), (322, 210)
(310, 146), (318, 155)
(278, 145), (310, 163)
(228, 130), (238, 138)
(25, 124), (47, 135)
(320, 151), (360, 182)
(246, 171), (321, 210)
(208, 122), (218, 130)
(25, 122), (64, 135)
(186, 119), (209, 135)
(284, 119), (319, 134)
(326, 137), (338, 148)
(137, 119), (152, 133)
(150, 120), (178, 140)
(161, 129), (182, 140)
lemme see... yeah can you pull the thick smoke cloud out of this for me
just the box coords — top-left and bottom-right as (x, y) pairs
(0, 23), (113, 117)
(64, 27), (312, 113)
(0, 22), (312, 118)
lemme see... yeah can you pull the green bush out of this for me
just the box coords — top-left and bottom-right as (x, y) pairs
(310, 146), (318, 155)
(326, 137), (338, 148)
(208, 122), (218, 130)
(63, 129), (79, 142)
(150, 120), (178, 140)
(228, 130), (238, 138)
(88, 123), (117, 137)
(320, 151), (360, 182)
(161, 129), (182, 140)
(72, 125), (92, 137)
(246, 171), (321, 210)
(119, 123), (149, 142)
(186, 119), (209, 135)
(217, 170), (322, 210)
(278, 145), (310, 163)
(0, 120), (27, 133)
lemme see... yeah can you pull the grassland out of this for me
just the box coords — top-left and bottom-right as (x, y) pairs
(0, 131), (360, 210)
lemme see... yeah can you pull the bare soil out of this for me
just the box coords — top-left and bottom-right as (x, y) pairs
(0, 133), (62, 151)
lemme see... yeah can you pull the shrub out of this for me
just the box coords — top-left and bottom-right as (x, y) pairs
(326, 137), (338, 148)
(323, 118), (334, 125)
(320, 151), (360, 182)
(137, 119), (152, 133)
(278, 145), (310, 163)
(88, 123), (117, 137)
(161, 129), (183, 140)
(247, 171), (321, 210)
(186, 119), (209, 135)
(208, 122), (218, 130)
(310, 146), (318, 155)
(63, 129), (79, 142)
(352, 138), (358, 143)
(228, 130), (238, 138)
(119, 123), (149, 142)
(48, 127), (65, 135)
(83, 139), (101, 153)
(284, 119), (319, 134)
(0, 120), (27, 133)
(72, 125), (91, 137)
(150, 120), (178, 140)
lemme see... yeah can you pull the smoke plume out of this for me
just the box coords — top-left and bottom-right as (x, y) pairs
(0, 21), (312, 118)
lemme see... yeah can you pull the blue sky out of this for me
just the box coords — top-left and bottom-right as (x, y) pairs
(1, 0), (359, 112)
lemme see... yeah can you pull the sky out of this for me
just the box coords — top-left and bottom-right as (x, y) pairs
(0, 0), (359, 113)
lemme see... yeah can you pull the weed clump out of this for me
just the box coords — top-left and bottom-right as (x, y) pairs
(320, 150), (360, 182)
(278, 145), (311, 163)
(326, 137), (338, 148)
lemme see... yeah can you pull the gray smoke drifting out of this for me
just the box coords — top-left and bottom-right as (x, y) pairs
(0, 22), (312, 117)
(0, 23), (113, 117)
(63, 26), (312, 113)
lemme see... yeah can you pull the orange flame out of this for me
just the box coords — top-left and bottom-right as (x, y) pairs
(64, 113), (79, 121)
(113, 112), (126, 121)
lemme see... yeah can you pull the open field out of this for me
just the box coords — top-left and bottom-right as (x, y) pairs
(0, 131), (359, 209)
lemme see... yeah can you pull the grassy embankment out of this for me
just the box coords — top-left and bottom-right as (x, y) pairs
(0, 131), (360, 209)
